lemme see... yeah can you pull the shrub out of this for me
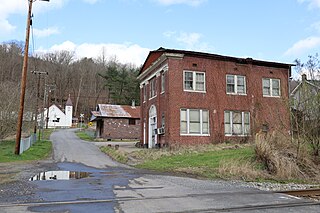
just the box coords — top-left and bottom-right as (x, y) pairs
(255, 131), (320, 181)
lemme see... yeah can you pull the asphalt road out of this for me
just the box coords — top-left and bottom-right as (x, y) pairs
(51, 129), (125, 168)
(1, 129), (320, 213)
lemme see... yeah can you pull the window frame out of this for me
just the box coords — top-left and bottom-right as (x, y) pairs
(129, 118), (136, 125)
(224, 111), (250, 136)
(149, 77), (157, 100)
(226, 74), (247, 95)
(183, 71), (206, 93)
(143, 84), (147, 103)
(262, 78), (281, 97)
(161, 72), (165, 94)
(180, 109), (209, 136)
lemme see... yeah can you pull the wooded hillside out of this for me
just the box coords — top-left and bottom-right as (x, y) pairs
(0, 41), (141, 139)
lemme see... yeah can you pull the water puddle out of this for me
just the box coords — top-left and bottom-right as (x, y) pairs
(29, 171), (91, 181)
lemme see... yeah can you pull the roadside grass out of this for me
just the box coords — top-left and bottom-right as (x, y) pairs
(135, 146), (259, 179)
(0, 140), (52, 163)
(41, 129), (54, 140)
(99, 143), (266, 180)
(76, 130), (139, 143)
(0, 129), (53, 163)
(76, 130), (95, 141)
(100, 146), (129, 164)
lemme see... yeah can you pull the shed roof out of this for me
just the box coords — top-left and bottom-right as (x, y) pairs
(95, 104), (140, 119)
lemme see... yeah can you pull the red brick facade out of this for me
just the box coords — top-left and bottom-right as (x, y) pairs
(138, 48), (292, 148)
(97, 118), (140, 140)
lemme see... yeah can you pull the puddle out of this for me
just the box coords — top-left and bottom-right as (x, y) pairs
(29, 171), (91, 181)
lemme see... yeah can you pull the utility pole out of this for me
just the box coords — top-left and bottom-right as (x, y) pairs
(31, 71), (48, 141)
(15, 0), (50, 155)
(45, 84), (55, 129)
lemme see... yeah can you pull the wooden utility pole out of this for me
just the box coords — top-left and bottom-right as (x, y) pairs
(31, 71), (48, 141)
(15, 0), (34, 155)
(15, 0), (49, 155)
(45, 84), (55, 129)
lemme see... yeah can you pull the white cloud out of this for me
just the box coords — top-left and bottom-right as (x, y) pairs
(0, 0), (64, 36)
(36, 41), (150, 66)
(155, 0), (206, 6)
(176, 32), (202, 46)
(0, 19), (16, 35)
(284, 36), (320, 56)
(311, 21), (320, 33)
(163, 31), (176, 38)
(163, 31), (210, 51)
(298, 0), (320, 9)
(33, 27), (60, 38)
(82, 0), (100, 4)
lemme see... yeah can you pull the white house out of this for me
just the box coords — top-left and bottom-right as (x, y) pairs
(38, 96), (73, 128)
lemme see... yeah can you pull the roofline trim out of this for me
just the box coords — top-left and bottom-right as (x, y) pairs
(139, 48), (294, 78)
(138, 53), (183, 80)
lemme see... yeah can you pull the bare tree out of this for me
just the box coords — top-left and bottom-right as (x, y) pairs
(292, 54), (320, 158)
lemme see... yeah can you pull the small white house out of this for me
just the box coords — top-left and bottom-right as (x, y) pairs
(38, 96), (73, 128)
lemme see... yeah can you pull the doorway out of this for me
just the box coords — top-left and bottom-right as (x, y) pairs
(148, 105), (157, 148)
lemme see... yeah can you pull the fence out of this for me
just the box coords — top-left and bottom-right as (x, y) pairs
(19, 133), (37, 154)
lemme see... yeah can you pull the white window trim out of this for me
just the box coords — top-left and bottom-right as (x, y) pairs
(143, 84), (147, 103)
(180, 109), (210, 136)
(262, 78), (281, 98)
(140, 64), (168, 86)
(183, 71), (206, 93)
(224, 111), (250, 137)
(161, 72), (165, 94)
(149, 78), (157, 100)
(226, 74), (247, 95)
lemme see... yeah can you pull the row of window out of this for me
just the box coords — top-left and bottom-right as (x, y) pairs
(143, 71), (281, 102)
(183, 71), (281, 97)
(179, 109), (250, 136)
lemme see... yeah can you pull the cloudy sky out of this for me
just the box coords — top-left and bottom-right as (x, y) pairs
(1, 0), (320, 67)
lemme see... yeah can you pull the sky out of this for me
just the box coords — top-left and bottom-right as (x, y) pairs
(1, 0), (320, 74)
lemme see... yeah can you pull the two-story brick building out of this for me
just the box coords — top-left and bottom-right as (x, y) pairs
(138, 48), (293, 148)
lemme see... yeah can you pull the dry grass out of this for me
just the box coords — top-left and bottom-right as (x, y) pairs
(0, 173), (16, 184)
(255, 132), (320, 182)
(130, 143), (250, 162)
(218, 160), (267, 181)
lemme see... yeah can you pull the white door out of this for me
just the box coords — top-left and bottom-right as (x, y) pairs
(148, 105), (157, 148)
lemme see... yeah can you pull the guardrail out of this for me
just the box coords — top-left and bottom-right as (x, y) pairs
(19, 133), (37, 154)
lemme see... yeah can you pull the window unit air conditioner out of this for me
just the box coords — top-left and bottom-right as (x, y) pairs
(157, 127), (165, 135)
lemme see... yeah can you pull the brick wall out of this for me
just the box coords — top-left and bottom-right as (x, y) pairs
(102, 118), (140, 140)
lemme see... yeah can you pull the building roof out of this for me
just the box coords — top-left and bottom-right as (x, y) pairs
(91, 104), (140, 121)
(290, 79), (320, 96)
(66, 96), (73, 106)
(140, 47), (294, 76)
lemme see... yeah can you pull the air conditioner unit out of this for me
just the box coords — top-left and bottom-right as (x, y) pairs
(157, 127), (165, 135)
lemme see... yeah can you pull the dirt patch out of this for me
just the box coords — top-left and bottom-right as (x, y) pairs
(0, 160), (58, 203)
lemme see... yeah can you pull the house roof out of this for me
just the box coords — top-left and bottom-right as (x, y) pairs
(290, 79), (320, 96)
(140, 47), (294, 76)
(289, 80), (300, 93)
(91, 104), (140, 121)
